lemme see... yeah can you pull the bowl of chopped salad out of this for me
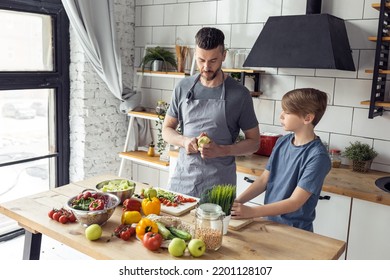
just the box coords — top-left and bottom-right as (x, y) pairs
(65, 190), (120, 227)
(96, 179), (135, 204)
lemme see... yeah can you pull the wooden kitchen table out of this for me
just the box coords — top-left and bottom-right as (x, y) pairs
(0, 174), (346, 260)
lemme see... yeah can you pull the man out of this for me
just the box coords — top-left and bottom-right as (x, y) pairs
(162, 27), (259, 197)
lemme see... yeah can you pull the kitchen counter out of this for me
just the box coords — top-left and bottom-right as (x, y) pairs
(170, 150), (390, 206)
(0, 174), (345, 260)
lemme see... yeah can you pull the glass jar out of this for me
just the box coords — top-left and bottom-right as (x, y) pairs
(155, 100), (167, 115)
(329, 149), (341, 168)
(195, 203), (225, 251)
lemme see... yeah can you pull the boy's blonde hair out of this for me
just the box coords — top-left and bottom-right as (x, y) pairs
(281, 88), (328, 127)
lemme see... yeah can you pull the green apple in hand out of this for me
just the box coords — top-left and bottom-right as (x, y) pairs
(197, 134), (211, 148)
(187, 238), (206, 257)
(168, 237), (186, 257)
(85, 224), (102, 241)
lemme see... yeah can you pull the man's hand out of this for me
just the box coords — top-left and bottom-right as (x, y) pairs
(184, 137), (199, 154)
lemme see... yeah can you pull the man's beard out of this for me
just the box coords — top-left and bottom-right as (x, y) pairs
(201, 67), (221, 81)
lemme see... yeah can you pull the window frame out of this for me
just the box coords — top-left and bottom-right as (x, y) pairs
(0, 0), (70, 187)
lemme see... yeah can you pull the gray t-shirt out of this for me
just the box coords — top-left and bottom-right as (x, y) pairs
(167, 74), (258, 142)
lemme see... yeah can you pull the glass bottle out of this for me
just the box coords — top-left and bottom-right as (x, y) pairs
(195, 203), (225, 251)
(329, 149), (341, 168)
(147, 143), (155, 157)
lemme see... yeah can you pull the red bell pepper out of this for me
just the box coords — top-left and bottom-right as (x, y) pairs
(122, 198), (142, 212)
(89, 199), (104, 211)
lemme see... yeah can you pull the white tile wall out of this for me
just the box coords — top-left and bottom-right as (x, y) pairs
(189, 1), (217, 25)
(141, 5), (164, 26)
(164, 3), (189, 25)
(132, 0), (390, 175)
(216, 0), (248, 24)
(322, 0), (365, 20)
(334, 78), (371, 108)
(152, 26), (176, 44)
(248, 0), (282, 23)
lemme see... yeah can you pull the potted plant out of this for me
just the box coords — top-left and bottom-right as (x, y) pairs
(343, 141), (378, 173)
(140, 46), (177, 72)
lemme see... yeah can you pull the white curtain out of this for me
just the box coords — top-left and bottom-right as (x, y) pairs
(62, 0), (134, 101)
(62, 0), (151, 149)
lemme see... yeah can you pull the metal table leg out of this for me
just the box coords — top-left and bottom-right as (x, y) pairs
(23, 231), (42, 260)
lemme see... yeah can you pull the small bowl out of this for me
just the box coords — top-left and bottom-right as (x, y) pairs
(375, 176), (390, 193)
(65, 192), (120, 227)
(96, 179), (135, 204)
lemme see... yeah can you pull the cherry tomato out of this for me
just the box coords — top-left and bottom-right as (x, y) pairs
(48, 209), (56, 219)
(83, 191), (92, 199)
(52, 211), (62, 221)
(67, 212), (76, 223)
(59, 215), (69, 224)
(142, 232), (163, 251)
(120, 230), (131, 241)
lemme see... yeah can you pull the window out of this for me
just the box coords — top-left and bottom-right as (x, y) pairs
(0, 0), (70, 240)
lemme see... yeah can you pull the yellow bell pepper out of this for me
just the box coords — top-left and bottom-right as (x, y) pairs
(141, 196), (161, 216)
(121, 210), (142, 225)
(135, 217), (158, 240)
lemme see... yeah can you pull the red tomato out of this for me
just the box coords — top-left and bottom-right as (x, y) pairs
(83, 191), (92, 199)
(67, 212), (76, 223)
(52, 211), (62, 221)
(48, 209), (56, 219)
(59, 215), (69, 224)
(120, 230), (131, 241)
(142, 232), (162, 251)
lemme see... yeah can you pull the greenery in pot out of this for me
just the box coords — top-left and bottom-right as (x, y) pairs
(343, 141), (378, 162)
(140, 46), (178, 72)
(199, 184), (236, 216)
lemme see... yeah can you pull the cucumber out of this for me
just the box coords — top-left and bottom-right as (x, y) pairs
(156, 222), (175, 240)
(167, 226), (192, 241)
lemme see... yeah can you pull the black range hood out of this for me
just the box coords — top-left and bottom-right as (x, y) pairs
(243, 0), (355, 71)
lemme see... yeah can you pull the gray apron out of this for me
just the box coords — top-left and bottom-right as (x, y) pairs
(168, 73), (236, 197)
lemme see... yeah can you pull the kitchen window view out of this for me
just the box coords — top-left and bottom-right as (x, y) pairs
(0, 6), (69, 239)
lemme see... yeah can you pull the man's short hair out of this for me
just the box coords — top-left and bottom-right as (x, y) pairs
(195, 27), (225, 51)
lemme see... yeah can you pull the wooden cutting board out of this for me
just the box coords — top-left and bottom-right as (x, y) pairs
(189, 209), (253, 231)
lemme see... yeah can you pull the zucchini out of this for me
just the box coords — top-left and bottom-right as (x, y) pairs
(156, 222), (175, 240)
(167, 226), (192, 241)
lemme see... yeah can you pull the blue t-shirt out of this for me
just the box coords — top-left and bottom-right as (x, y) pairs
(264, 133), (331, 231)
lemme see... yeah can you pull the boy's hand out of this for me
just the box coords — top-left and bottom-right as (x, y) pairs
(231, 201), (253, 219)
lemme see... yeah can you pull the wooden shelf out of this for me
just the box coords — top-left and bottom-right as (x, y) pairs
(360, 100), (390, 107)
(128, 110), (160, 120)
(365, 69), (390, 74)
(372, 3), (390, 10)
(222, 68), (265, 74)
(136, 69), (189, 78)
(368, 36), (390, 42)
(119, 151), (169, 170)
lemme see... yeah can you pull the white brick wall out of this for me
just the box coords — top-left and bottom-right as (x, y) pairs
(133, 0), (390, 173)
(69, 0), (135, 182)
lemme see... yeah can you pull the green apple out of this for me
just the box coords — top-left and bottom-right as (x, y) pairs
(168, 237), (186, 257)
(197, 135), (211, 148)
(85, 224), (102, 241)
(187, 238), (206, 257)
(144, 187), (157, 199)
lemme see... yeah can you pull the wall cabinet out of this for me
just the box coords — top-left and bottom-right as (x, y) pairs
(347, 198), (390, 259)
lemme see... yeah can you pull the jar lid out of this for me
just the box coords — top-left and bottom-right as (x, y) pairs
(196, 203), (224, 219)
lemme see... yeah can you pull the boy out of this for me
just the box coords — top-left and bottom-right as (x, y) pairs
(231, 88), (331, 232)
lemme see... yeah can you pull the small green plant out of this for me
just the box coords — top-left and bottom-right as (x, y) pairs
(140, 46), (177, 72)
(343, 141), (378, 161)
(200, 184), (236, 216)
